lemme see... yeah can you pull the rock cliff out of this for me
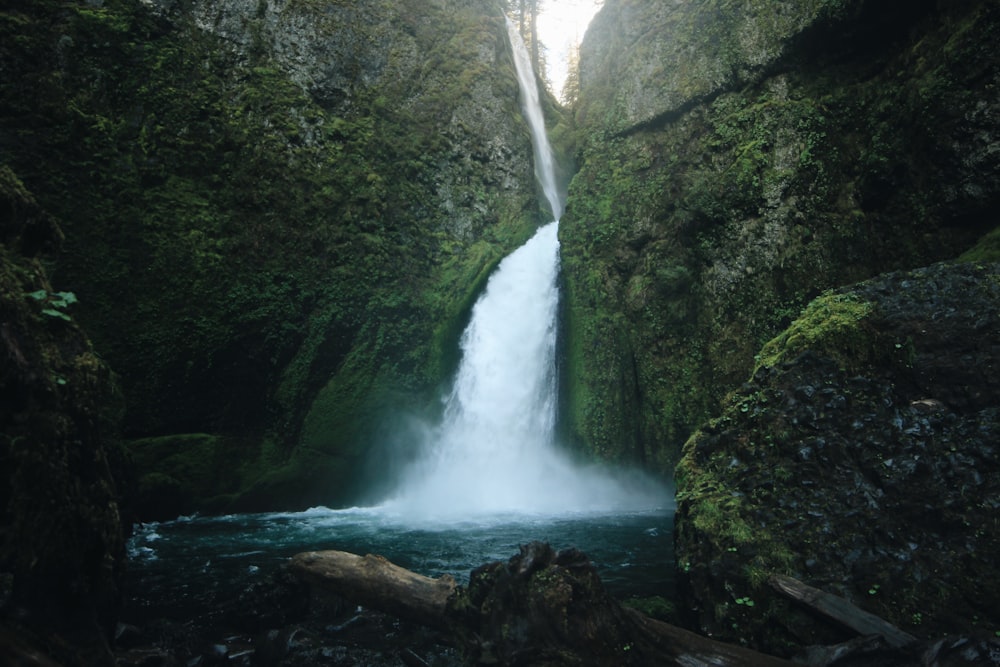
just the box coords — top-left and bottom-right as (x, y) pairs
(0, 165), (127, 666)
(0, 0), (544, 516)
(561, 0), (1000, 470)
(4, 0), (1000, 659)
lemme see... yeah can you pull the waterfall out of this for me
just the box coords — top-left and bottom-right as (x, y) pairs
(506, 18), (564, 220)
(380, 17), (667, 520)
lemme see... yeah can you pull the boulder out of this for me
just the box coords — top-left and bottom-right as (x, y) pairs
(675, 261), (1000, 653)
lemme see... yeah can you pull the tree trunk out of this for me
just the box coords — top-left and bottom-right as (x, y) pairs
(289, 551), (456, 631)
(529, 0), (540, 75)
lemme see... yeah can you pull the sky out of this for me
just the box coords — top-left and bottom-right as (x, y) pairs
(535, 0), (604, 100)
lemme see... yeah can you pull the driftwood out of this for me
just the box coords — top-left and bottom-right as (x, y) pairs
(769, 575), (1000, 666)
(618, 610), (797, 666)
(290, 542), (796, 666)
(769, 574), (917, 649)
(289, 551), (456, 631)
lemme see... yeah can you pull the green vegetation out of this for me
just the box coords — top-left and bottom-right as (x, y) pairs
(26, 289), (77, 321)
(753, 292), (874, 372)
(3, 0), (997, 522)
(1, 166), (128, 664)
(673, 259), (1000, 649)
(127, 434), (239, 518)
(958, 225), (1000, 263)
(559, 3), (1000, 649)
(676, 425), (797, 571)
(621, 595), (676, 622)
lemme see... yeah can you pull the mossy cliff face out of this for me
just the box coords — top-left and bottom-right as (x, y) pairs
(675, 261), (1000, 652)
(1, 0), (541, 515)
(577, 0), (847, 131)
(560, 0), (1000, 471)
(0, 166), (127, 666)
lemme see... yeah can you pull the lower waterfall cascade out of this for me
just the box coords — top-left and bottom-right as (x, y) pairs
(379, 17), (669, 520)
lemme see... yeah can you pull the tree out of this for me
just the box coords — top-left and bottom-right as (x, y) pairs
(562, 39), (581, 105)
(529, 0), (540, 75)
(512, 0), (542, 76)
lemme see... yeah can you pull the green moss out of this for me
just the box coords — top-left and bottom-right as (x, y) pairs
(754, 292), (874, 372)
(675, 434), (755, 549)
(958, 225), (1000, 263)
(562, 0), (996, 477)
(0, 168), (128, 663)
(622, 595), (676, 623)
(126, 433), (242, 518)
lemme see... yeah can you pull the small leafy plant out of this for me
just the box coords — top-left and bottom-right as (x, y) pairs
(26, 289), (77, 321)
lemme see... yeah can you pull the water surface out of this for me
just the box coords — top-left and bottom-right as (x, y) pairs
(124, 506), (675, 626)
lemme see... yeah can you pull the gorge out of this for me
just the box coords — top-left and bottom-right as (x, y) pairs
(2, 0), (1000, 665)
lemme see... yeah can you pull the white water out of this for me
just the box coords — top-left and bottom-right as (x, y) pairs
(380, 18), (668, 520)
(506, 18), (563, 220)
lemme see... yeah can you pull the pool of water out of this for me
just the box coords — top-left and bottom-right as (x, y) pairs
(123, 505), (675, 626)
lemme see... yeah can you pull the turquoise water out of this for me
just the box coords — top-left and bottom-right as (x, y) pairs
(124, 506), (675, 625)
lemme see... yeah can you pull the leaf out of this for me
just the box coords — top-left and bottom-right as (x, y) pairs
(41, 309), (71, 321)
(27, 289), (48, 301)
(54, 291), (78, 305)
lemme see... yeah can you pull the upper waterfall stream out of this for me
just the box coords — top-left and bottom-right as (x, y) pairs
(506, 18), (563, 220)
(380, 19), (668, 520)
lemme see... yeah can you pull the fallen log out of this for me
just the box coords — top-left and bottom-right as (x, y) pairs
(290, 542), (796, 666)
(768, 574), (917, 649)
(289, 550), (456, 631)
(769, 575), (1000, 666)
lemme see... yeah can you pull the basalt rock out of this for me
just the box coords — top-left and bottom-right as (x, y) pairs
(675, 261), (1000, 654)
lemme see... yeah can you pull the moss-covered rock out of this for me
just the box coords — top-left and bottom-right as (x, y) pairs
(959, 225), (1000, 264)
(675, 261), (1000, 654)
(447, 542), (643, 665)
(127, 433), (244, 519)
(0, 165), (127, 666)
(560, 0), (1000, 471)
